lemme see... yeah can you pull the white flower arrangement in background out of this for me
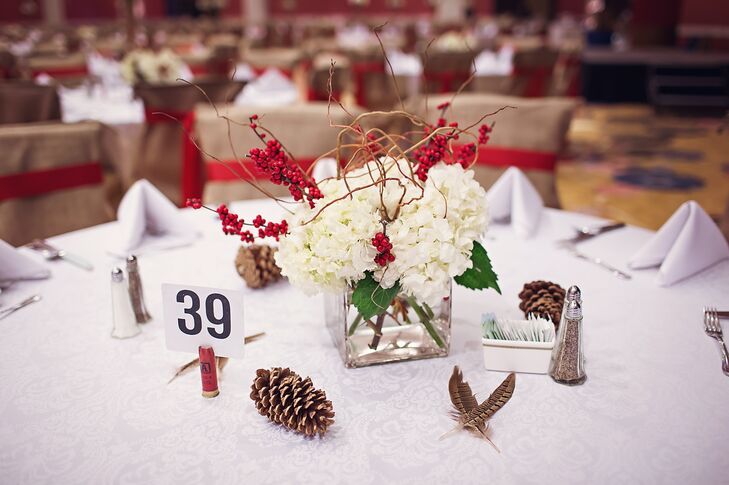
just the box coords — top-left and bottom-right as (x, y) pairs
(120, 48), (185, 85)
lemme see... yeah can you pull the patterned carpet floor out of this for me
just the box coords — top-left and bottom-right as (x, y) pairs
(558, 105), (729, 230)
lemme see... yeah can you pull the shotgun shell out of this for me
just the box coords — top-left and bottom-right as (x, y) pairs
(199, 345), (219, 398)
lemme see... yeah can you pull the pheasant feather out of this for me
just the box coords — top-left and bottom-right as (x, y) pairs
(448, 366), (479, 415)
(441, 369), (515, 441)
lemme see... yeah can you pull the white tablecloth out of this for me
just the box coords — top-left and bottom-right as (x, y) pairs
(1, 201), (728, 484)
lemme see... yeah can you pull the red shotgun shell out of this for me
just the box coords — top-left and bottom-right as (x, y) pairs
(199, 345), (219, 398)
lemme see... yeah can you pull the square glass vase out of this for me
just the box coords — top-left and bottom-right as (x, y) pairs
(325, 281), (452, 368)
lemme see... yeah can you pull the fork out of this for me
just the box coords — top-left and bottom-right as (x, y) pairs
(27, 239), (94, 271)
(557, 222), (626, 246)
(703, 307), (729, 376)
(0, 295), (42, 321)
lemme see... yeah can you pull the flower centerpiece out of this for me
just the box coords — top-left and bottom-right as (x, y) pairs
(120, 47), (185, 85)
(188, 95), (502, 367)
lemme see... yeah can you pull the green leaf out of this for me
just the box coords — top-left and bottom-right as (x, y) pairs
(352, 272), (401, 321)
(454, 240), (501, 294)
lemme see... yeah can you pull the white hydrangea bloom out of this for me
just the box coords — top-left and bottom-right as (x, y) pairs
(275, 160), (488, 306)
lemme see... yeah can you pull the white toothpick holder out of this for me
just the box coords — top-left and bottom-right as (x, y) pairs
(482, 338), (554, 374)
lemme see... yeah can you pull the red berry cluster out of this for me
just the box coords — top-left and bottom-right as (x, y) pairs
(413, 117), (452, 181)
(371, 232), (395, 267)
(248, 139), (322, 208)
(452, 142), (476, 168)
(247, 115), (323, 208)
(185, 199), (288, 242)
(413, 117), (495, 180)
(478, 123), (492, 144)
(252, 213), (288, 240)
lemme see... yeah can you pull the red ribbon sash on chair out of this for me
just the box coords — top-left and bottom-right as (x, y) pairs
(0, 162), (102, 202)
(511, 66), (554, 98)
(424, 71), (472, 94)
(352, 61), (385, 107)
(249, 66), (294, 78)
(30, 66), (89, 79)
(459, 145), (557, 172)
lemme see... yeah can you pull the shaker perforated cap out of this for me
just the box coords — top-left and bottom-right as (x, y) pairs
(566, 285), (582, 303)
(565, 299), (582, 319)
(111, 267), (124, 282)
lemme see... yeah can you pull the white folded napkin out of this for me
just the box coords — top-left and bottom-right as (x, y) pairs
(232, 62), (256, 82)
(486, 167), (544, 238)
(0, 239), (50, 282)
(629, 201), (729, 286)
(234, 68), (298, 107)
(110, 180), (199, 257)
(474, 46), (513, 76)
(386, 50), (423, 77)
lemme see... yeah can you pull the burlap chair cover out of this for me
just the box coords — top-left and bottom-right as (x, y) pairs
(309, 53), (351, 101)
(0, 81), (62, 124)
(242, 48), (304, 74)
(180, 51), (231, 80)
(0, 121), (118, 245)
(510, 47), (560, 97)
(470, 75), (513, 95)
(194, 102), (363, 204)
(133, 80), (245, 205)
(0, 49), (17, 78)
(24, 52), (88, 87)
(421, 50), (476, 93)
(405, 93), (577, 208)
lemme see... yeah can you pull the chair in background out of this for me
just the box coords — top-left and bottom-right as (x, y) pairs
(184, 102), (363, 204)
(510, 47), (560, 97)
(405, 93), (577, 208)
(24, 52), (89, 86)
(0, 82), (62, 124)
(133, 80), (245, 205)
(0, 121), (118, 245)
(422, 50), (476, 94)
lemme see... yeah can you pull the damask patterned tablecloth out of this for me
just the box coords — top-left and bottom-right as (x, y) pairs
(1, 201), (728, 485)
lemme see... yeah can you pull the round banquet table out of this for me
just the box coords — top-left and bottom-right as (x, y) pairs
(1, 199), (729, 485)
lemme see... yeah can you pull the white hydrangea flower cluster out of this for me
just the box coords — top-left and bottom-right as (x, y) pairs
(275, 160), (489, 306)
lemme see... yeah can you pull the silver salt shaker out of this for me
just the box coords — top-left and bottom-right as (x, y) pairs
(549, 285), (586, 385)
(126, 255), (151, 324)
(111, 267), (140, 339)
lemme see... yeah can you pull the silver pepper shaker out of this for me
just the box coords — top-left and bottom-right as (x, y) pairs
(549, 285), (586, 385)
(126, 255), (151, 324)
(111, 267), (140, 339)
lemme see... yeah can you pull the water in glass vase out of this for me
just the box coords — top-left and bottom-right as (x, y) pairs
(325, 281), (452, 368)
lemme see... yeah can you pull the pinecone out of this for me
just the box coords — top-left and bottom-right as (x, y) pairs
(235, 244), (282, 289)
(518, 280), (566, 327)
(250, 367), (335, 438)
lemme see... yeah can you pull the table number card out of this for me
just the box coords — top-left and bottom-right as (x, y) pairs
(162, 283), (245, 358)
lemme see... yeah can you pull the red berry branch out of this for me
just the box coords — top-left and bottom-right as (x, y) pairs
(412, 101), (495, 181)
(185, 198), (288, 242)
(371, 231), (395, 267)
(247, 115), (323, 208)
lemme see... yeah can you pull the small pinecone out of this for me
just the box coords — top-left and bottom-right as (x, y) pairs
(235, 244), (282, 289)
(250, 367), (335, 438)
(518, 280), (566, 327)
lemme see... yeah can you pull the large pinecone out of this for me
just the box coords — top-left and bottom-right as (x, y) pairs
(518, 280), (566, 327)
(250, 367), (335, 438)
(235, 244), (282, 289)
